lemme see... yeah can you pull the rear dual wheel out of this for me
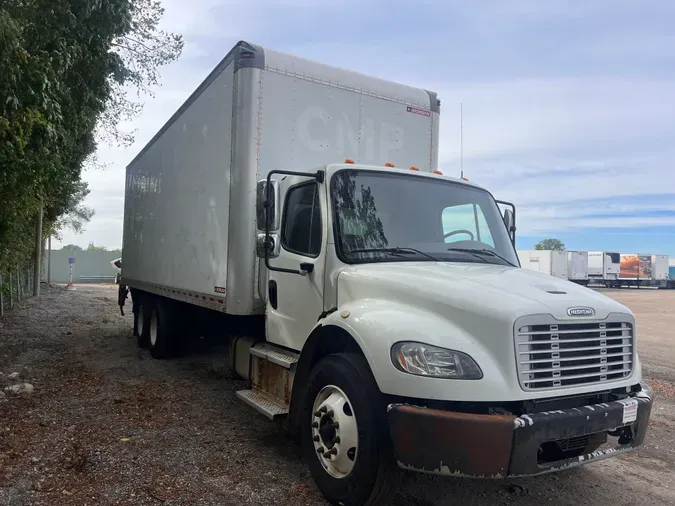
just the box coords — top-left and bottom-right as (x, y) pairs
(133, 294), (182, 358)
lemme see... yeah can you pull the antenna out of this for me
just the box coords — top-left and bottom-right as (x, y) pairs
(460, 102), (464, 178)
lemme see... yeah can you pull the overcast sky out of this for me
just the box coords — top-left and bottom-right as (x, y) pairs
(56, 0), (675, 256)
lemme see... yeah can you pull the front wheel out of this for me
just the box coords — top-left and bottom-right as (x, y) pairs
(302, 353), (399, 506)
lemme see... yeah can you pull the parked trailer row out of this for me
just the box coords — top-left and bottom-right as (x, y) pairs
(116, 41), (653, 506)
(518, 250), (670, 288)
(516, 250), (589, 285)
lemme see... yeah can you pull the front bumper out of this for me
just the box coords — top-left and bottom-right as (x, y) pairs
(387, 383), (653, 478)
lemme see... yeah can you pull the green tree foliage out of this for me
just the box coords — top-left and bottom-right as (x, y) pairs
(62, 244), (83, 251)
(535, 238), (566, 251)
(86, 242), (107, 252)
(0, 0), (183, 279)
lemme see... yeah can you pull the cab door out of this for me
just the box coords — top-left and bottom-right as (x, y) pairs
(265, 177), (326, 351)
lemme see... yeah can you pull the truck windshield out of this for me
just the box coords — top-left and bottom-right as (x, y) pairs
(331, 170), (519, 266)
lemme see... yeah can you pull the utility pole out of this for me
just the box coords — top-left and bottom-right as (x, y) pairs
(33, 202), (43, 296)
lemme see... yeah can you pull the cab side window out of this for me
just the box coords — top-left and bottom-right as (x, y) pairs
(282, 183), (322, 257)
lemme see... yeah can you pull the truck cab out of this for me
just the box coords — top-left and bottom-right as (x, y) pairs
(234, 161), (652, 504)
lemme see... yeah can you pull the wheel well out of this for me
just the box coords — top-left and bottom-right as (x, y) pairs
(288, 325), (367, 435)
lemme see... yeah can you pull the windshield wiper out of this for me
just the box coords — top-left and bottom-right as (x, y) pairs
(348, 247), (441, 262)
(446, 247), (517, 267)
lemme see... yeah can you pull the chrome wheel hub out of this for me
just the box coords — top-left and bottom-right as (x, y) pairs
(311, 385), (358, 478)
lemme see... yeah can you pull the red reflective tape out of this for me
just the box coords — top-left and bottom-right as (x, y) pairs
(202, 296), (206, 300)
(209, 297), (214, 302)
(217, 299), (223, 304)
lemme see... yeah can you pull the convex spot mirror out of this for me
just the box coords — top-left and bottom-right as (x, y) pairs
(256, 233), (280, 259)
(256, 179), (280, 231)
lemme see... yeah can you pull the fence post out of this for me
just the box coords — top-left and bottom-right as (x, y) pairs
(9, 272), (13, 309)
(0, 273), (3, 317)
(17, 269), (21, 301)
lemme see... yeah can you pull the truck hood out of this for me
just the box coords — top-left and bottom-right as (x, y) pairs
(335, 262), (637, 403)
(337, 262), (631, 321)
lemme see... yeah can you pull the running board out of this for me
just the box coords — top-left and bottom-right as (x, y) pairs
(250, 343), (299, 368)
(236, 389), (289, 419)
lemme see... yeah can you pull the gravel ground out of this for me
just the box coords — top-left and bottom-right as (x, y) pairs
(1, 284), (674, 505)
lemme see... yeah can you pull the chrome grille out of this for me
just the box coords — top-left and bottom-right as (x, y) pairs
(516, 318), (633, 391)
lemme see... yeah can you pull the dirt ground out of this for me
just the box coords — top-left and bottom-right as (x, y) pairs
(1, 285), (674, 506)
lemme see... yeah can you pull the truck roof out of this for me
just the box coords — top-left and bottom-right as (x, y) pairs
(325, 163), (486, 191)
(128, 41), (440, 169)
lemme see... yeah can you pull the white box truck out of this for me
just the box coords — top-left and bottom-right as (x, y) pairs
(567, 250), (589, 285)
(588, 251), (620, 287)
(117, 41), (652, 505)
(516, 250), (567, 279)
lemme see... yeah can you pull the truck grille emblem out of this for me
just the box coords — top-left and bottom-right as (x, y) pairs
(567, 307), (595, 317)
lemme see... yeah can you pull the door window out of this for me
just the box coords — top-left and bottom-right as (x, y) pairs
(281, 183), (322, 257)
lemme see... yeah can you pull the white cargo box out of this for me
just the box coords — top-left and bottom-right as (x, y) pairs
(122, 41), (441, 316)
(567, 251), (589, 281)
(651, 254), (669, 281)
(588, 251), (620, 280)
(517, 250), (568, 279)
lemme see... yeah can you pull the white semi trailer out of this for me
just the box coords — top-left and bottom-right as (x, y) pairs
(516, 250), (567, 280)
(118, 41), (653, 506)
(588, 251), (620, 287)
(567, 250), (590, 286)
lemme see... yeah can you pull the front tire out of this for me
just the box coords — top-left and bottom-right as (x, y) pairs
(302, 353), (398, 506)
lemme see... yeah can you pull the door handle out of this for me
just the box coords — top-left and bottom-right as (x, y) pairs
(268, 280), (278, 309)
(299, 263), (314, 276)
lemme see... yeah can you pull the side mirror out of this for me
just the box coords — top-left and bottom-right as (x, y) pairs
(256, 179), (280, 231)
(256, 232), (280, 259)
(503, 208), (516, 243)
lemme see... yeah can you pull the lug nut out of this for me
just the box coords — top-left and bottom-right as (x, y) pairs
(327, 409), (334, 417)
(312, 422), (319, 428)
(320, 406), (327, 413)
(317, 446), (324, 453)
(329, 447), (337, 455)
(334, 437), (341, 444)
(314, 410), (321, 417)
(313, 435), (320, 442)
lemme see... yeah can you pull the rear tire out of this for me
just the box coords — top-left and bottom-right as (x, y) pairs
(302, 353), (399, 506)
(149, 297), (180, 359)
(135, 296), (151, 349)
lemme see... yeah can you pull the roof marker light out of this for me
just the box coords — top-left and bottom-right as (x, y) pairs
(433, 170), (443, 175)
(385, 162), (395, 167)
(344, 158), (355, 164)
(462, 177), (469, 181)
(409, 166), (420, 171)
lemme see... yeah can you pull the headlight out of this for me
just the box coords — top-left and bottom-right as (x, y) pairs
(391, 342), (483, 379)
